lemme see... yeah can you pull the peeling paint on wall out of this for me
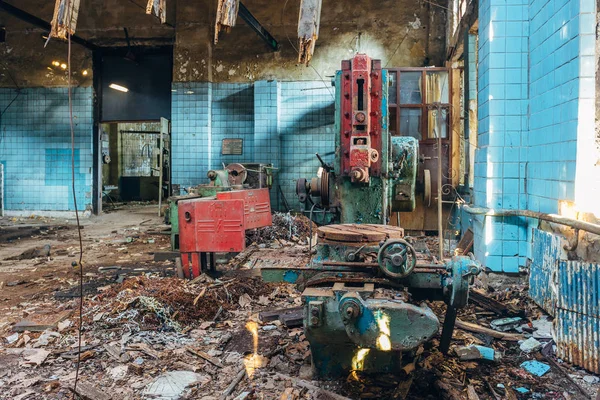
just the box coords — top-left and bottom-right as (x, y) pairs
(408, 15), (422, 29)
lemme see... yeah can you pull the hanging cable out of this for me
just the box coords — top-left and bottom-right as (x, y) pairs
(65, 3), (85, 395)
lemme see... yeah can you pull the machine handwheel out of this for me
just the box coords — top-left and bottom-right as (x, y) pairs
(377, 239), (417, 279)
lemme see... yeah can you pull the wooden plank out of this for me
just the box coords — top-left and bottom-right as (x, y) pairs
(280, 309), (304, 328)
(455, 319), (524, 341)
(456, 228), (474, 255)
(153, 251), (179, 261)
(69, 381), (112, 400)
(470, 289), (524, 317)
(214, 0), (240, 44)
(13, 310), (72, 332)
(187, 348), (224, 368)
(297, 0), (322, 65)
(450, 67), (461, 187)
(260, 306), (303, 323)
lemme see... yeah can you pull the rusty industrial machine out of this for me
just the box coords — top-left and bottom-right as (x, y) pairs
(168, 163), (273, 250)
(178, 188), (271, 278)
(296, 54), (418, 225)
(171, 163), (273, 277)
(263, 54), (481, 380)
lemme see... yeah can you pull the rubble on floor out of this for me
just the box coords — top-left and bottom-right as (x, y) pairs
(0, 208), (599, 400)
(1, 266), (598, 400)
(245, 212), (317, 247)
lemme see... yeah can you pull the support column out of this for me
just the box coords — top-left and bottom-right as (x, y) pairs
(253, 80), (281, 210)
(473, 0), (529, 272)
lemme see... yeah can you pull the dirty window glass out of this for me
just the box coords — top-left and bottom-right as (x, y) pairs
(426, 108), (448, 139)
(400, 108), (422, 139)
(399, 72), (422, 104)
(389, 107), (398, 136)
(426, 71), (449, 104)
(388, 71), (397, 104)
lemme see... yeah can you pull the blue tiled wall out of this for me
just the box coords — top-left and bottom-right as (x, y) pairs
(171, 83), (212, 189)
(212, 83), (255, 168)
(473, 0), (530, 272)
(279, 82), (335, 211)
(528, 0), (586, 213)
(0, 87), (93, 212)
(170, 81), (335, 211)
(254, 81), (280, 208)
(472, 0), (596, 272)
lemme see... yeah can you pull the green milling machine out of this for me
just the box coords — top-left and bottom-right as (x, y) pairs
(261, 54), (481, 381)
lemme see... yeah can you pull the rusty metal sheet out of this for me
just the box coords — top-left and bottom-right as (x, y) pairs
(554, 261), (600, 374)
(317, 224), (404, 243)
(555, 308), (600, 374)
(529, 229), (565, 316)
(529, 229), (600, 373)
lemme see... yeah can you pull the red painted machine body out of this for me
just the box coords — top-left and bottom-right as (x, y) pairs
(340, 54), (383, 183)
(178, 188), (272, 278)
(216, 189), (272, 229)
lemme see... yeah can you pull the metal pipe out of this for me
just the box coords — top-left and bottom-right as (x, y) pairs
(436, 105), (444, 260)
(462, 205), (600, 236)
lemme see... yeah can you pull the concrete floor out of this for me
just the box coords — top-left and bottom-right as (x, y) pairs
(0, 205), (172, 317)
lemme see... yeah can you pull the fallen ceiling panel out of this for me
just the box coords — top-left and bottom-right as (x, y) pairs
(297, 0), (322, 65)
(50, 0), (80, 39)
(214, 0), (240, 44)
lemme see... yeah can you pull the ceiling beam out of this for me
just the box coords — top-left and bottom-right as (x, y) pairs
(0, 0), (97, 51)
(238, 1), (279, 51)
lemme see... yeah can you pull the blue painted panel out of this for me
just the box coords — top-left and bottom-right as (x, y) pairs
(529, 231), (600, 373)
(529, 229), (565, 315)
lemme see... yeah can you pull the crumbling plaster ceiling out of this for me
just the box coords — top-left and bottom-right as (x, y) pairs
(0, 0), (447, 86)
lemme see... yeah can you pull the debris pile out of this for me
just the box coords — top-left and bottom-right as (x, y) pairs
(93, 275), (277, 329)
(246, 212), (317, 246)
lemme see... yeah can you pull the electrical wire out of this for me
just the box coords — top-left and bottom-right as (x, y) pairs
(65, 9), (85, 397)
(384, 30), (411, 68)
(0, 63), (22, 134)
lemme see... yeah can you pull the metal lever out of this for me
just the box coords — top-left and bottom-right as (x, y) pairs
(316, 153), (333, 173)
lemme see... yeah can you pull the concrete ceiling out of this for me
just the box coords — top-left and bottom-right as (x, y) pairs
(0, 0), (449, 86)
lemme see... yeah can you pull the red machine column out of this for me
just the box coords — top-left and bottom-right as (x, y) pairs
(340, 54), (383, 183)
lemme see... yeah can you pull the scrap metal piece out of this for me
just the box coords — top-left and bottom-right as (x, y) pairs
(214, 0), (240, 44)
(50, 0), (80, 39)
(297, 0), (322, 65)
